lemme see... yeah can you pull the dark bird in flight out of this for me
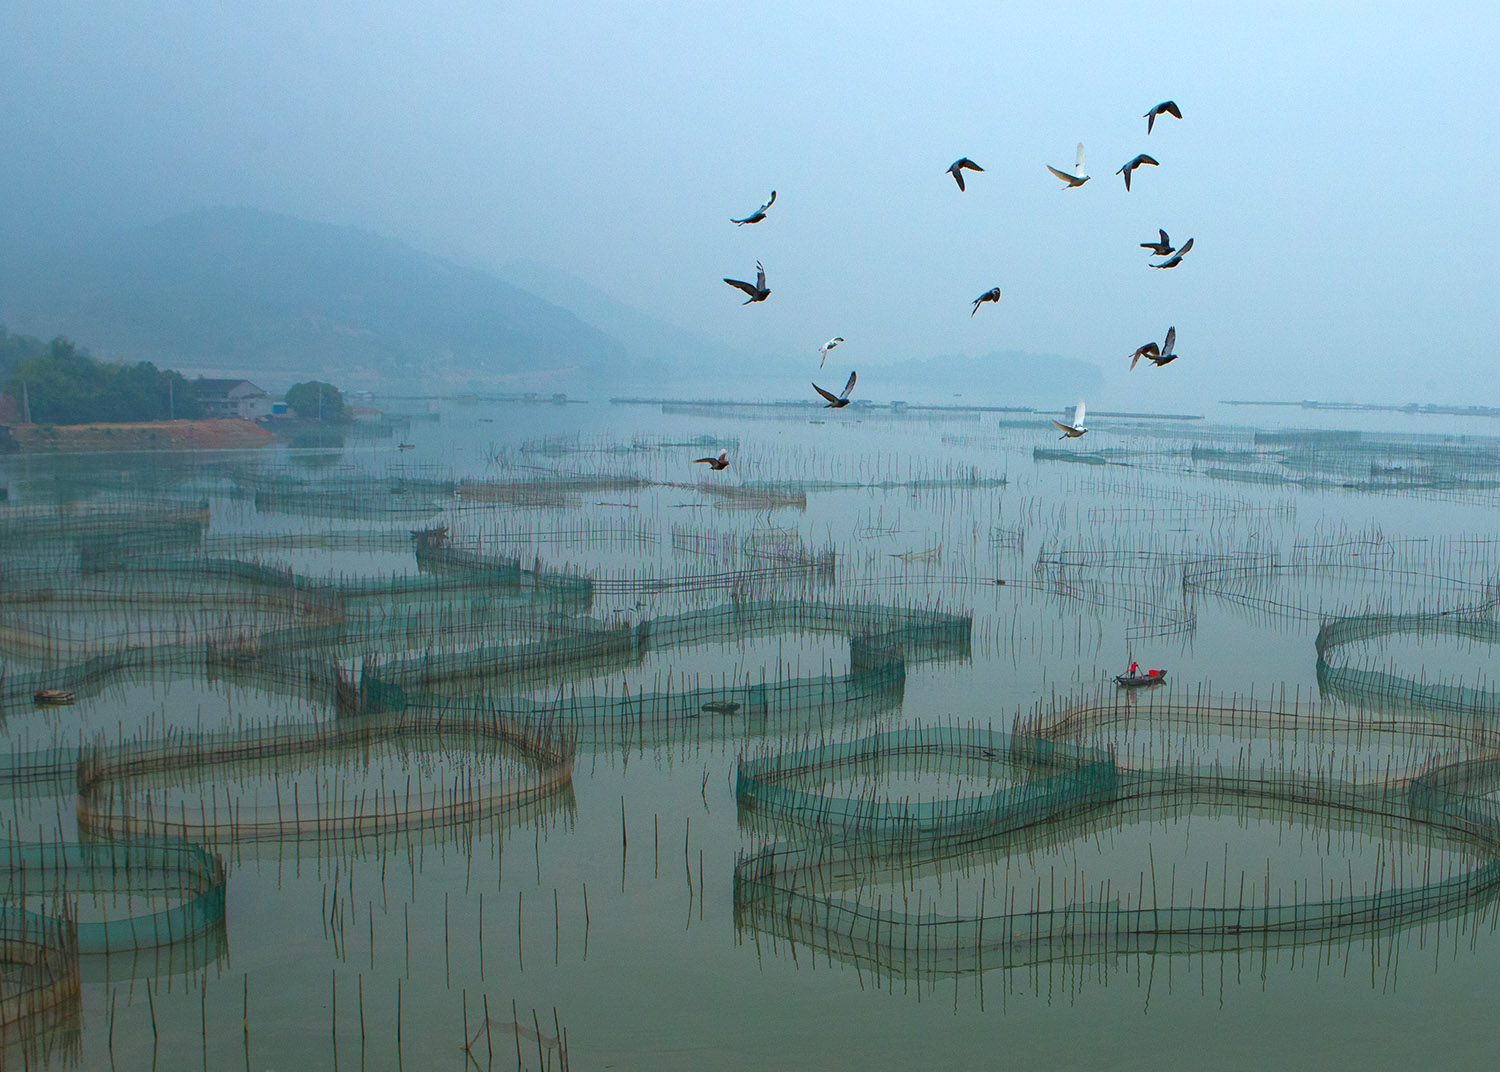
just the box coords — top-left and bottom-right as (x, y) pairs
(731, 191), (776, 225)
(1117, 153), (1159, 191)
(724, 262), (771, 303)
(1149, 237), (1193, 269)
(1130, 326), (1177, 369)
(693, 449), (730, 470)
(813, 371), (857, 408)
(818, 337), (844, 368)
(1047, 143), (1090, 188)
(1140, 229), (1175, 256)
(1144, 101), (1182, 135)
(947, 158), (984, 192)
(971, 288), (1002, 317)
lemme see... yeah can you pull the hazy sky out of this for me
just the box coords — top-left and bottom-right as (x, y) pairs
(2, 2), (1498, 408)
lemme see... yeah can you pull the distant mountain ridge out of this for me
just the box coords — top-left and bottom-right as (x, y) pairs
(499, 257), (763, 389)
(0, 207), (630, 391)
(0, 207), (1104, 401)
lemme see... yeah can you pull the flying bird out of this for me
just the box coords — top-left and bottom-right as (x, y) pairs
(1140, 229), (1174, 256)
(818, 337), (845, 368)
(1144, 101), (1182, 135)
(693, 449), (730, 470)
(971, 288), (1002, 317)
(1052, 400), (1088, 439)
(813, 371), (857, 409)
(723, 261), (771, 303)
(947, 157), (984, 192)
(1047, 143), (1090, 188)
(1149, 237), (1193, 269)
(1130, 326), (1177, 369)
(731, 191), (776, 225)
(1116, 153), (1159, 191)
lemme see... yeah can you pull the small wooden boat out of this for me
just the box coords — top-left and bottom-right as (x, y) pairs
(1114, 671), (1166, 687)
(700, 700), (742, 715)
(398, 442), (416, 450)
(33, 688), (76, 705)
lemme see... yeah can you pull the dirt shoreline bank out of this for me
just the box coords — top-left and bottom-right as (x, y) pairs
(6, 418), (277, 452)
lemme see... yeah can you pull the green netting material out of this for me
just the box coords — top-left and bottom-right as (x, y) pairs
(1, 839), (226, 954)
(72, 709), (574, 841)
(1316, 606), (1500, 717)
(737, 727), (1116, 844)
(360, 599), (970, 747)
(0, 904), (79, 1032)
(734, 711), (1500, 977)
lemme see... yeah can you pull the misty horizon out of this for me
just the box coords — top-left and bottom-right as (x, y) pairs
(2, 4), (1496, 414)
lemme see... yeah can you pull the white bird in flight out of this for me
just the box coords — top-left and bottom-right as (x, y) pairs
(1047, 143), (1090, 188)
(1052, 400), (1088, 439)
(818, 337), (845, 368)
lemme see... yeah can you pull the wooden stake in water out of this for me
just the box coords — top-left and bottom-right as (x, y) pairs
(512, 998), (524, 1071)
(331, 969), (338, 1065)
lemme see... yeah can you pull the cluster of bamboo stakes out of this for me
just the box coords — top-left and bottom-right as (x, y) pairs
(8, 414), (1500, 1055)
(732, 691), (1500, 998)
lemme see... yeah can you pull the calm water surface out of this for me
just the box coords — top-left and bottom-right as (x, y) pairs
(5, 397), (1500, 1070)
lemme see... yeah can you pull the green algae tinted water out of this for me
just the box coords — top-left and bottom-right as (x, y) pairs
(6, 399), (1500, 1070)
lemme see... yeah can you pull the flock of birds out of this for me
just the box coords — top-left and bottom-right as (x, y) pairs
(698, 100), (1191, 470)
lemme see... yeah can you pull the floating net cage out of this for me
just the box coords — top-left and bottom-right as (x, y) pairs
(0, 838), (227, 1046)
(361, 599), (972, 750)
(0, 840), (226, 955)
(1018, 530), (1500, 644)
(0, 499), (209, 547)
(734, 693), (1500, 984)
(0, 902), (80, 1038)
(9, 418), (1500, 1055)
(1317, 604), (1500, 718)
(70, 707), (575, 843)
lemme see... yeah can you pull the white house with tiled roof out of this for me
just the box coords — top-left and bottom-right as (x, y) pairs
(189, 378), (272, 420)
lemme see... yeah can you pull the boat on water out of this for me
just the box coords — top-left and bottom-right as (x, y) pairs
(1114, 670), (1166, 687)
(33, 688), (76, 705)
